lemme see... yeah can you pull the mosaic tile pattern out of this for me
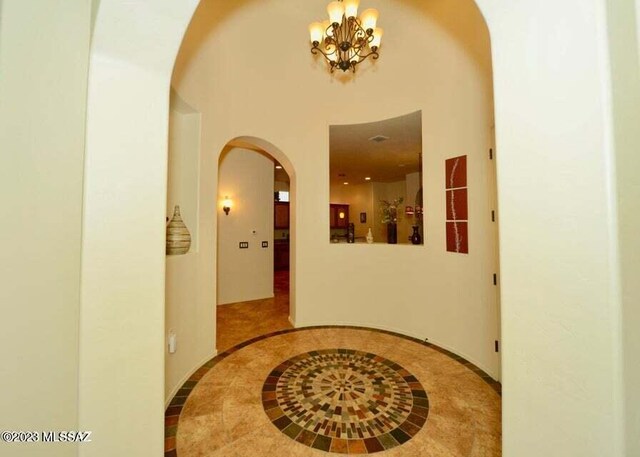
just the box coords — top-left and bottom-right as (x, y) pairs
(262, 348), (428, 453)
(165, 326), (501, 457)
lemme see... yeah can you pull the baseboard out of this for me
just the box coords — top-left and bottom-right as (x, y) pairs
(294, 319), (500, 382)
(165, 349), (218, 409)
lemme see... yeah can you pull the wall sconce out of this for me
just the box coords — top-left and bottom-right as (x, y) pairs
(222, 196), (233, 216)
(339, 211), (346, 219)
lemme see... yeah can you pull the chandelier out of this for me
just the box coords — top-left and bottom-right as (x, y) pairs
(308, 0), (383, 73)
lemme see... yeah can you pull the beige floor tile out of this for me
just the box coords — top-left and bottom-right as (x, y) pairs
(174, 271), (501, 456)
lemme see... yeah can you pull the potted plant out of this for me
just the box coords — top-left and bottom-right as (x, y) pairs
(380, 197), (403, 244)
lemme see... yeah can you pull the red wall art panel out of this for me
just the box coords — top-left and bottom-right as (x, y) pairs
(445, 155), (469, 254)
(446, 221), (468, 254)
(446, 189), (468, 220)
(445, 155), (467, 189)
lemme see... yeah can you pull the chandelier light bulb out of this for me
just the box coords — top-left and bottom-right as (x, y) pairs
(327, 1), (345, 25)
(360, 8), (379, 31)
(371, 27), (383, 48)
(309, 22), (324, 43)
(344, 0), (360, 18)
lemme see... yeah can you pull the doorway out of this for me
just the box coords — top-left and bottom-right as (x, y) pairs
(216, 140), (294, 351)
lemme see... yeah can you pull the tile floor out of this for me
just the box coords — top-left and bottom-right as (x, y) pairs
(261, 348), (429, 453)
(216, 270), (292, 352)
(166, 271), (502, 456)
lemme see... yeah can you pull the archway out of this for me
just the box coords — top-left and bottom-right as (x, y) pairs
(83, 1), (625, 456)
(215, 136), (297, 348)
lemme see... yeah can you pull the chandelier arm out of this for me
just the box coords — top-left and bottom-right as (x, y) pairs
(323, 37), (338, 55)
(363, 32), (374, 49)
(311, 44), (335, 60)
(348, 20), (368, 50)
(313, 50), (338, 72)
(324, 23), (334, 39)
(312, 42), (340, 73)
(355, 49), (380, 62)
(349, 32), (362, 51)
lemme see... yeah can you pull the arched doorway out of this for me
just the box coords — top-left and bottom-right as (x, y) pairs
(216, 137), (297, 350)
(82, 1), (626, 456)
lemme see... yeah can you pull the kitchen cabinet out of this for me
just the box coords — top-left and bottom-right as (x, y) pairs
(274, 241), (290, 271)
(329, 204), (349, 229)
(274, 202), (290, 229)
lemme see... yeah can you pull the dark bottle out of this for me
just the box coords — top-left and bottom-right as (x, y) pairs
(411, 225), (422, 245)
(347, 223), (355, 243)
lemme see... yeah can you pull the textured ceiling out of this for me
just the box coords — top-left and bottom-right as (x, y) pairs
(330, 111), (422, 185)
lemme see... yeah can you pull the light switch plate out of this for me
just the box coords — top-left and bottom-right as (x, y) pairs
(262, 241), (268, 248)
(239, 242), (249, 249)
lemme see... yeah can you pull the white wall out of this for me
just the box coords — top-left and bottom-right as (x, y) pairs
(488, 2), (624, 455)
(637, 0), (640, 61)
(0, 1), (90, 456)
(167, 92), (200, 249)
(92, 0), (101, 28)
(606, 0), (640, 455)
(217, 148), (275, 305)
(80, 0), (201, 455)
(164, 94), (210, 402)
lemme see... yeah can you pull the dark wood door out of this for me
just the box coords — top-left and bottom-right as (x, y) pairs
(329, 204), (349, 228)
(274, 242), (290, 271)
(274, 202), (290, 229)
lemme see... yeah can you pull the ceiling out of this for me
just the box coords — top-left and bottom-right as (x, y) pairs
(329, 111), (422, 185)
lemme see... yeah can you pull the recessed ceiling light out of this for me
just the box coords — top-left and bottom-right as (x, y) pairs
(369, 135), (390, 143)
(365, 177), (371, 181)
(398, 164), (406, 168)
(275, 165), (283, 169)
(343, 182), (349, 185)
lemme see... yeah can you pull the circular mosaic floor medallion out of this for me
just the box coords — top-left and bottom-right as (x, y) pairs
(262, 348), (429, 454)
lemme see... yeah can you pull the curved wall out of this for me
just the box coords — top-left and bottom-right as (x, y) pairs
(167, 0), (499, 397)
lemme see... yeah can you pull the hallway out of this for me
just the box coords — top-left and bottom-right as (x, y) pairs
(216, 270), (293, 351)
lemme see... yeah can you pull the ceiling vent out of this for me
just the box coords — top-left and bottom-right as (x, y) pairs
(368, 135), (390, 143)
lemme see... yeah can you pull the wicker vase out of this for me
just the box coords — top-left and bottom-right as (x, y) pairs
(166, 205), (191, 255)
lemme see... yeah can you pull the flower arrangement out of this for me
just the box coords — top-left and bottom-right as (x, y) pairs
(380, 197), (404, 224)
